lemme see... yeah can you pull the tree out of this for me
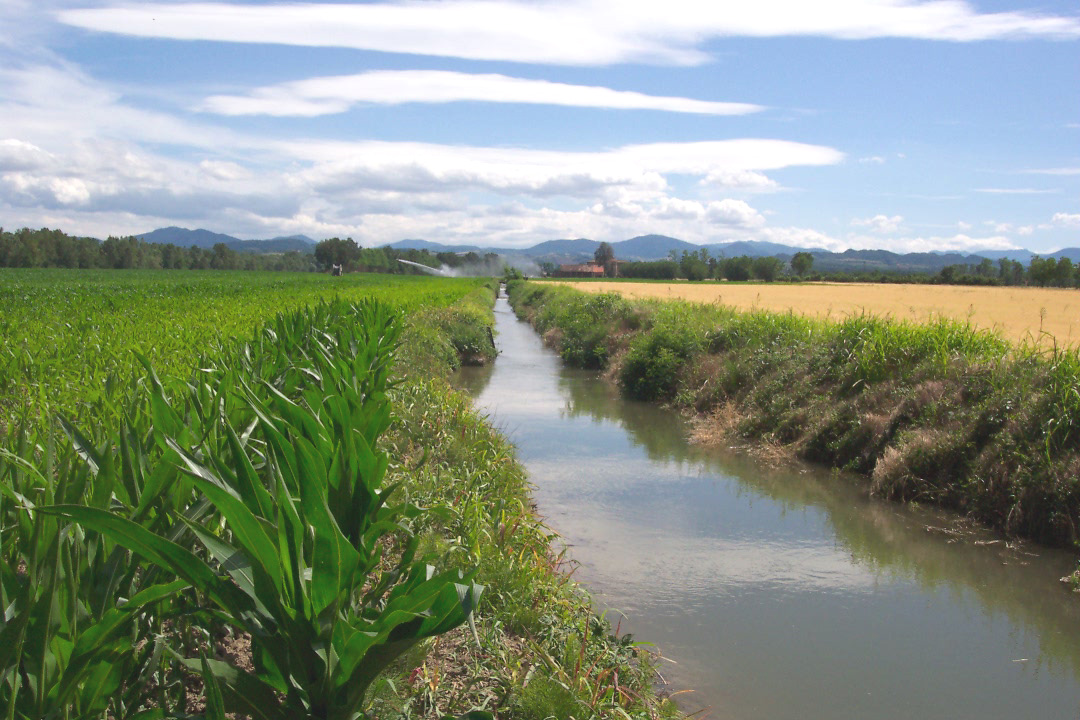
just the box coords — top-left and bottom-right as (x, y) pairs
(751, 256), (782, 282)
(1028, 256), (1055, 287)
(314, 237), (360, 270)
(720, 256), (752, 282)
(679, 250), (709, 281)
(210, 242), (239, 270)
(790, 251), (814, 277)
(594, 242), (616, 277)
(998, 258), (1024, 285)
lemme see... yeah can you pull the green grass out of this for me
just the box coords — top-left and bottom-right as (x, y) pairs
(508, 279), (1080, 547)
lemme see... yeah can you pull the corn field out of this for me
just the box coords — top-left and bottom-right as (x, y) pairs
(0, 271), (495, 719)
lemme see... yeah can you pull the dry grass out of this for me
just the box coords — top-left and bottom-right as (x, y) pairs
(556, 281), (1080, 347)
(689, 401), (745, 445)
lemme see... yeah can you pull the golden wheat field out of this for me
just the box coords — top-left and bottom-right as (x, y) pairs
(557, 281), (1080, 348)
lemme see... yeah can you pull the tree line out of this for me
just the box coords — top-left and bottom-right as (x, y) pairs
(313, 236), (501, 274)
(0, 227), (314, 271)
(936, 256), (1079, 288)
(587, 244), (1079, 288)
(615, 248), (814, 282)
(4, 227), (1077, 287)
(0, 227), (489, 275)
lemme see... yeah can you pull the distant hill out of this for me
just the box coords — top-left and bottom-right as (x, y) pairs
(974, 248), (1080, 264)
(138, 227), (238, 248)
(705, 240), (826, 258)
(615, 234), (696, 260)
(388, 239), (484, 253)
(137, 227), (315, 254)
(1049, 248), (1080, 262)
(970, 249), (1034, 264)
(810, 249), (992, 274)
(236, 235), (316, 254)
(136, 227), (1078, 270)
(524, 238), (599, 255)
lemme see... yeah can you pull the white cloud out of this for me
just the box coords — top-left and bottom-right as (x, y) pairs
(58, 1), (1080, 67)
(706, 199), (766, 228)
(974, 187), (1060, 195)
(858, 155), (886, 164)
(2, 172), (89, 206)
(199, 160), (252, 182)
(1052, 212), (1080, 228)
(700, 169), (779, 190)
(846, 232), (1019, 254)
(201, 70), (764, 117)
(0, 139), (54, 171)
(277, 138), (842, 200)
(0, 60), (846, 246)
(0, 64), (244, 151)
(652, 197), (705, 221)
(851, 214), (903, 232)
(1022, 167), (1080, 176)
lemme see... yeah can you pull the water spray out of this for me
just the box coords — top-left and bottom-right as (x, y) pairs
(397, 259), (450, 276)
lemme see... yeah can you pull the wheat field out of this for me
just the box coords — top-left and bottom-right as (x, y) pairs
(556, 281), (1080, 347)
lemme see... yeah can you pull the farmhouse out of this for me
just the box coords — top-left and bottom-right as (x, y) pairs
(556, 262), (606, 278)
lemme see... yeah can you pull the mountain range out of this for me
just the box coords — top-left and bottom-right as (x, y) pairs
(138, 227), (1079, 273)
(391, 234), (1080, 272)
(136, 227), (316, 254)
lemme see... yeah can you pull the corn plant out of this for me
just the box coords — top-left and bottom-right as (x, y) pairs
(0, 414), (193, 720)
(1, 297), (490, 719)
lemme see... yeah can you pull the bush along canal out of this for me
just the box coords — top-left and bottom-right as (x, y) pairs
(465, 283), (1080, 719)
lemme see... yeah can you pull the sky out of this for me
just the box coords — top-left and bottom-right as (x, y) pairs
(0, 0), (1077, 253)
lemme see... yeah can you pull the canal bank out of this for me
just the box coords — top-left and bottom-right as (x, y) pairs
(458, 290), (1080, 719)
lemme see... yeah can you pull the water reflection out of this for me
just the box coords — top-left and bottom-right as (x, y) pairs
(457, 295), (1080, 720)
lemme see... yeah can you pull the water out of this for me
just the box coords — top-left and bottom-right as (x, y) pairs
(456, 293), (1080, 720)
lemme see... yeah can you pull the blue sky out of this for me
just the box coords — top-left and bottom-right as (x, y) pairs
(0, 0), (1077, 252)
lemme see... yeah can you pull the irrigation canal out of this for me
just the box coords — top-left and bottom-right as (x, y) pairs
(455, 291), (1080, 720)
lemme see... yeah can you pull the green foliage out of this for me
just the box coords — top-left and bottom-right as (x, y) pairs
(679, 249), (710, 281)
(0, 227), (315, 271)
(1, 271), (672, 719)
(750, 256), (783, 282)
(618, 259), (679, 279)
(0, 277), (491, 719)
(620, 306), (711, 400)
(509, 281), (1080, 546)
(790, 251), (814, 276)
(719, 255), (753, 281)
(0, 270), (489, 428)
(512, 283), (633, 368)
(593, 242), (615, 277)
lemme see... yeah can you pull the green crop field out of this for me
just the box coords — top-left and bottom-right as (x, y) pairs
(0, 269), (486, 427)
(0, 269), (675, 720)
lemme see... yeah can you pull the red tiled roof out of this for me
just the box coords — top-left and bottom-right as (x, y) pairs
(558, 264), (605, 274)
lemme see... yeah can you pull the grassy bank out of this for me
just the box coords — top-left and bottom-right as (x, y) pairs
(376, 287), (679, 719)
(507, 280), (1080, 548)
(0, 272), (677, 719)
